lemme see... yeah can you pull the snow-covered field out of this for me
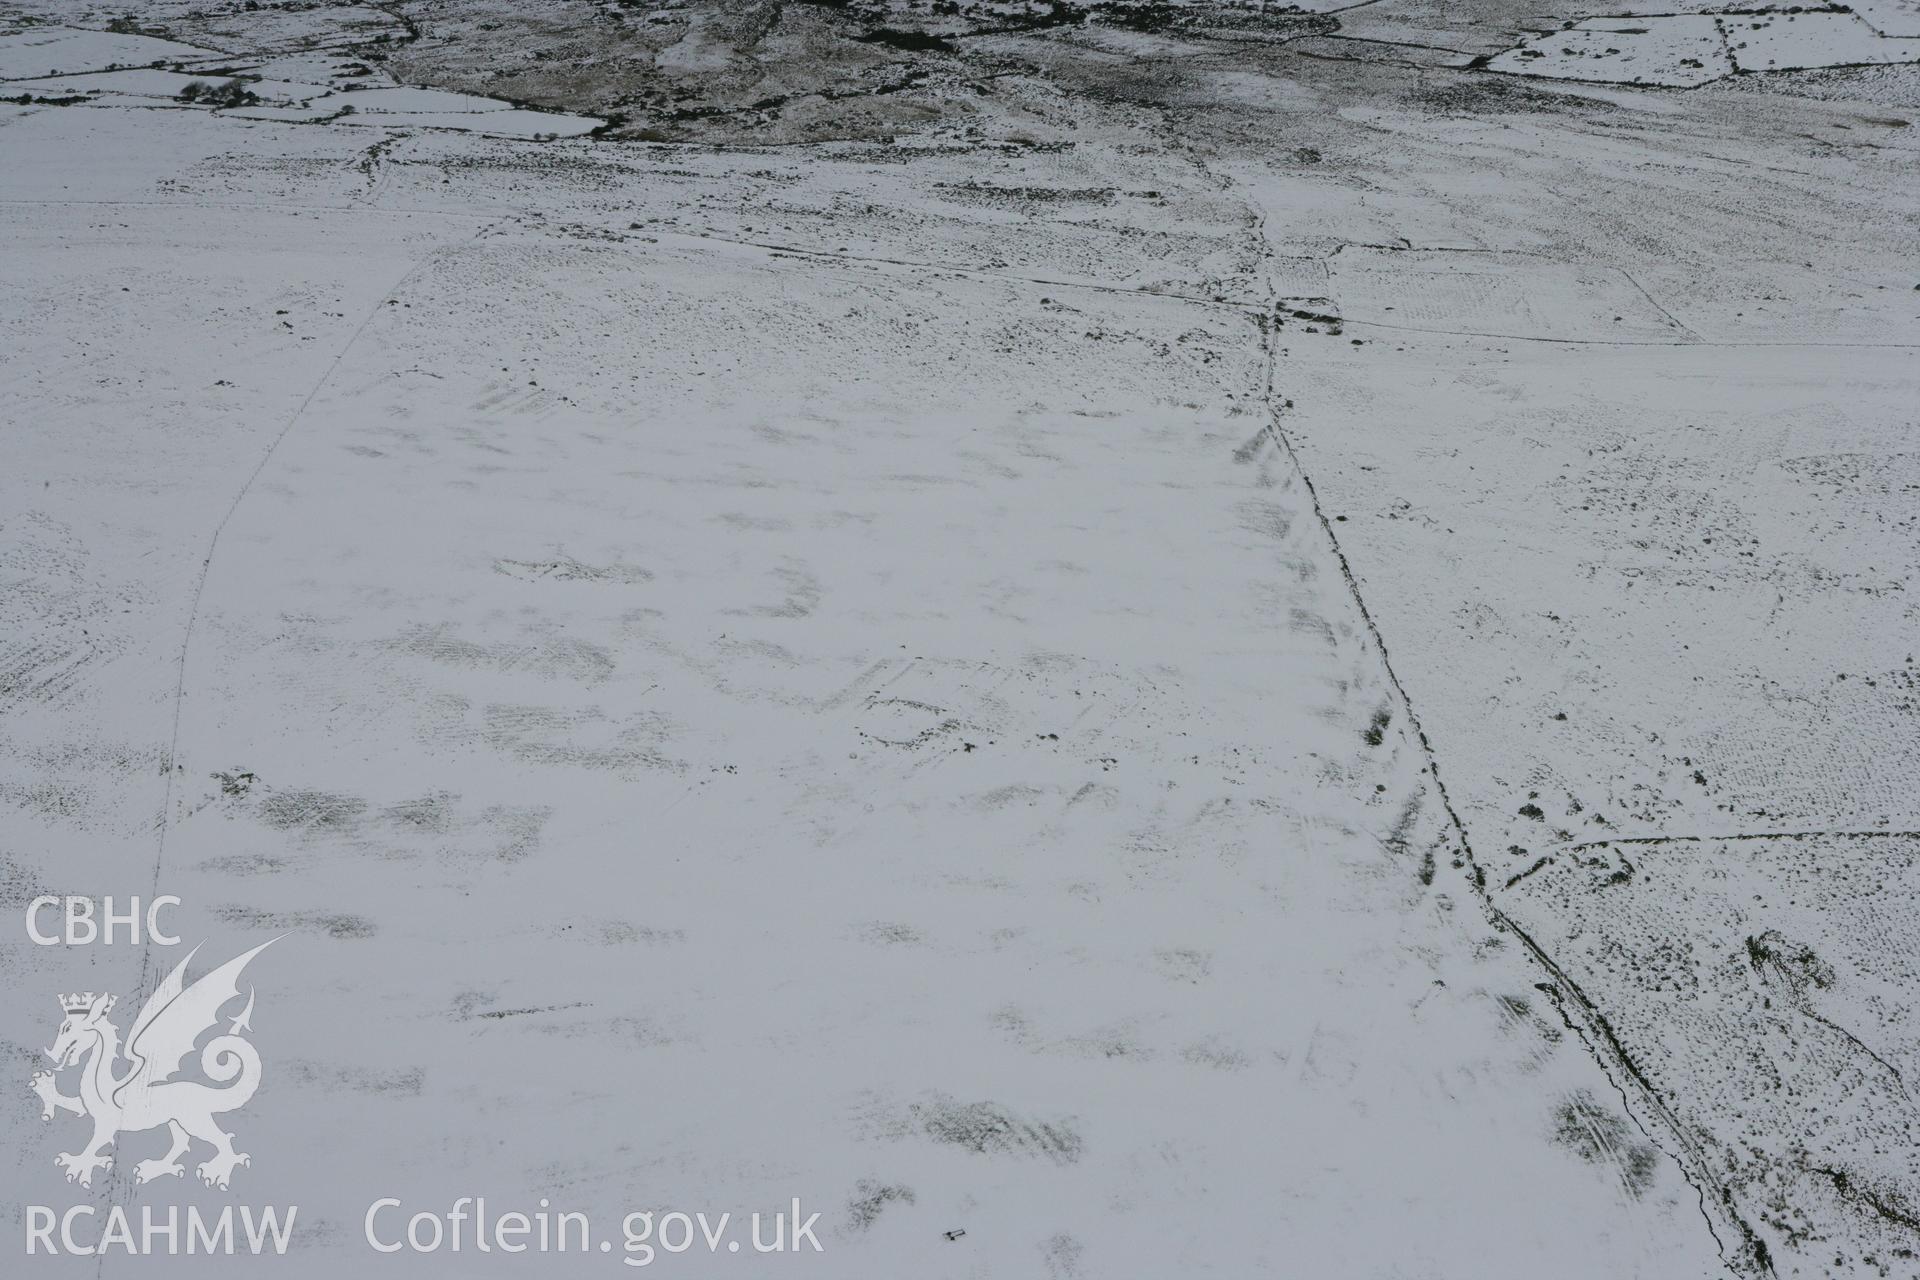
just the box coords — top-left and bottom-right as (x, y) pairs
(3, 1), (1916, 1277)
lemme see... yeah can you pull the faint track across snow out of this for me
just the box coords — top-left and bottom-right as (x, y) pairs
(135, 215), (509, 986)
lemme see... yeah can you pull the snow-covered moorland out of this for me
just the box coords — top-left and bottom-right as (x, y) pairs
(3, 1), (1916, 1276)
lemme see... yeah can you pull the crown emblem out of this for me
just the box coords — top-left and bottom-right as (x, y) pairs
(60, 992), (112, 1015)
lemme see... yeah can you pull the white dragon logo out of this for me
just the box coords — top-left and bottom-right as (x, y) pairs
(30, 938), (278, 1191)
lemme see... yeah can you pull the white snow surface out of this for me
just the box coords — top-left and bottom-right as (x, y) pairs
(2, 4), (1918, 1279)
